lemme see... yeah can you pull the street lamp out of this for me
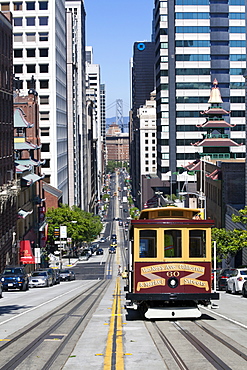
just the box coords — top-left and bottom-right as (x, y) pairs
(179, 191), (207, 219)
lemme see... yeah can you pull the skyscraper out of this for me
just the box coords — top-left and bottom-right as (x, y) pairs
(130, 41), (155, 203)
(1, 0), (69, 203)
(65, 0), (87, 209)
(154, 0), (246, 191)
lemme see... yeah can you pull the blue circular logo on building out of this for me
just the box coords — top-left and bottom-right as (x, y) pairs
(137, 42), (146, 51)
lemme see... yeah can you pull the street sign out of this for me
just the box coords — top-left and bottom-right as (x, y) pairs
(54, 240), (66, 244)
(60, 225), (67, 238)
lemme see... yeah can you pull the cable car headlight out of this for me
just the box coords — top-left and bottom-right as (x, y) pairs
(168, 277), (179, 289)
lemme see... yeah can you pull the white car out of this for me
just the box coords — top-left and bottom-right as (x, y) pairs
(227, 268), (247, 294)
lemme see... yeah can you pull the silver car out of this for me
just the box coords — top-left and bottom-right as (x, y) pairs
(29, 271), (53, 288)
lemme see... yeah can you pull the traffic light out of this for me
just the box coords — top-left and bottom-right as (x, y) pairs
(54, 228), (60, 238)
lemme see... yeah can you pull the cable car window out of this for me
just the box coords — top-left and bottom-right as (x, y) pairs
(164, 230), (182, 257)
(189, 230), (206, 257)
(139, 230), (157, 258)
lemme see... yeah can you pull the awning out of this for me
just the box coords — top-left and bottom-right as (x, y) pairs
(14, 108), (33, 128)
(18, 209), (33, 219)
(19, 240), (35, 264)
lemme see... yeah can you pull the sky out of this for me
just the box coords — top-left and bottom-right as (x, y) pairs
(84, 0), (154, 118)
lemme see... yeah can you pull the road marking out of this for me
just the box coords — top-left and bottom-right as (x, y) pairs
(104, 277), (124, 370)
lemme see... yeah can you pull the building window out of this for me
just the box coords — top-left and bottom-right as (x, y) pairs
(41, 143), (50, 152)
(39, 48), (49, 57)
(40, 127), (49, 136)
(26, 1), (35, 10)
(26, 17), (35, 26)
(42, 159), (50, 167)
(27, 79), (36, 89)
(14, 65), (23, 73)
(27, 64), (36, 73)
(39, 1), (48, 10)
(40, 80), (49, 89)
(14, 18), (23, 26)
(1, 3), (10, 10)
(14, 49), (23, 58)
(152, 140), (155, 144)
(39, 64), (49, 73)
(152, 147), (155, 151)
(145, 140), (148, 144)
(14, 2), (23, 11)
(145, 167), (149, 172)
(26, 48), (35, 57)
(145, 147), (148, 151)
(145, 133), (148, 137)
(39, 95), (49, 104)
(26, 32), (36, 42)
(39, 32), (48, 41)
(145, 160), (149, 165)
(39, 16), (48, 26)
(40, 111), (49, 120)
(14, 33), (23, 42)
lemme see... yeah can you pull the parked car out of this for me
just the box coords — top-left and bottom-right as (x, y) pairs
(109, 246), (116, 254)
(119, 220), (123, 226)
(29, 271), (53, 288)
(52, 269), (60, 284)
(38, 268), (55, 285)
(96, 248), (104, 255)
(217, 268), (235, 290)
(226, 268), (247, 294)
(91, 243), (99, 253)
(100, 237), (106, 243)
(0, 280), (3, 298)
(80, 249), (91, 260)
(111, 234), (117, 240)
(59, 269), (76, 281)
(242, 280), (247, 297)
(1, 266), (29, 291)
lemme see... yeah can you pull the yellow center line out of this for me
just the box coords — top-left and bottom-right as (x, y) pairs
(104, 277), (124, 370)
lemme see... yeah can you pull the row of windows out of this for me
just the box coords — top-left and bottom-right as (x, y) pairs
(156, 124), (245, 133)
(176, 12), (245, 19)
(176, 26), (246, 33)
(176, 54), (210, 61)
(14, 16), (48, 27)
(175, 68), (245, 76)
(14, 64), (48, 74)
(175, 0), (244, 4)
(175, 110), (245, 117)
(0, 1), (48, 11)
(175, 40), (246, 48)
(14, 32), (49, 42)
(175, 82), (244, 90)
(175, 96), (245, 104)
(12, 79), (49, 90)
(139, 229), (206, 259)
(14, 48), (49, 57)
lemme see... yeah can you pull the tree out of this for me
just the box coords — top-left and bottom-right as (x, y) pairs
(46, 205), (103, 246)
(211, 228), (247, 264)
(231, 206), (247, 226)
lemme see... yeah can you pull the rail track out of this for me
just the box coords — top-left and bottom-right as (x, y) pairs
(146, 318), (247, 370)
(0, 280), (110, 370)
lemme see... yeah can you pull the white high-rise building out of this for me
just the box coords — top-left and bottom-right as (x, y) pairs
(154, 0), (246, 191)
(86, 46), (102, 202)
(65, 0), (87, 209)
(1, 0), (69, 203)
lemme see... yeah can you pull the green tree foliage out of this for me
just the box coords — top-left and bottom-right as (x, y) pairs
(231, 206), (247, 225)
(211, 228), (247, 262)
(46, 205), (103, 245)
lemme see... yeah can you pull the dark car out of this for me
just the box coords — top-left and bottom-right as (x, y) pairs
(1, 266), (29, 291)
(242, 280), (247, 297)
(59, 269), (76, 281)
(96, 248), (104, 255)
(0, 281), (2, 298)
(217, 268), (235, 290)
(109, 246), (116, 254)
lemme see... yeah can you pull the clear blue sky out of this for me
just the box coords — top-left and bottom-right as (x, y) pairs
(85, 0), (154, 118)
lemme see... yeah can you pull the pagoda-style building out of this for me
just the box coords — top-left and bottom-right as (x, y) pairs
(193, 78), (240, 159)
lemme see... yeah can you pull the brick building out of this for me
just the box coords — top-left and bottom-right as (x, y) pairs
(106, 124), (129, 163)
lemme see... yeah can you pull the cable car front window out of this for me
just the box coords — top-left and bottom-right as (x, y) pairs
(139, 230), (157, 258)
(164, 230), (182, 258)
(189, 230), (206, 257)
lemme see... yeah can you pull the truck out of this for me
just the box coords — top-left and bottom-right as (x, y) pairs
(122, 196), (127, 203)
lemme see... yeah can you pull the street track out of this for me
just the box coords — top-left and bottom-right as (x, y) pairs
(0, 280), (110, 370)
(146, 318), (247, 370)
